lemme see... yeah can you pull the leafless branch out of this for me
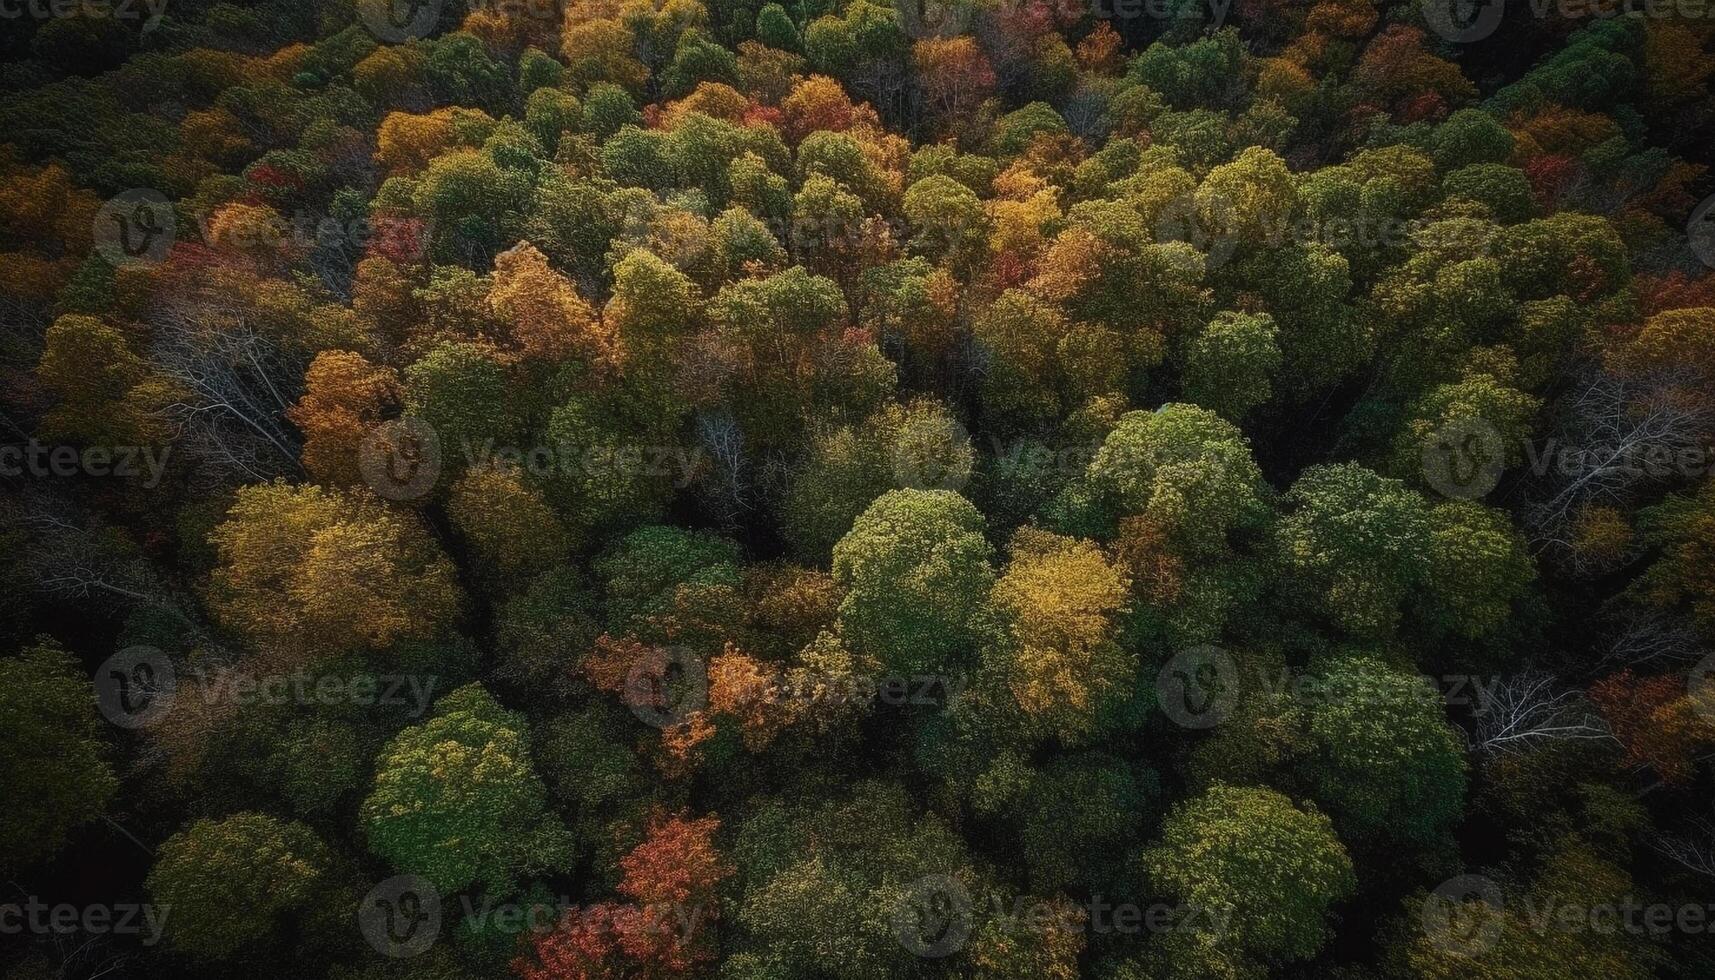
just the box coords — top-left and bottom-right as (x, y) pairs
(1466, 670), (1614, 755)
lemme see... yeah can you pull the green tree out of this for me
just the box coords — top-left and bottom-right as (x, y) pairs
(145, 813), (332, 961)
(595, 524), (743, 645)
(1012, 752), (1156, 893)
(1143, 784), (1355, 963)
(831, 489), (996, 674)
(1274, 464), (1433, 637)
(902, 174), (988, 268)
(361, 684), (572, 894)
(730, 782), (981, 978)
(413, 148), (531, 265)
(755, 3), (801, 51)
(1087, 403), (1269, 556)
(1428, 108), (1516, 172)
(1419, 500), (1536, 640)
(1181, 311), (1282, 420)
(0, 639), (117, 870)
(1302, 656), (1469, 849)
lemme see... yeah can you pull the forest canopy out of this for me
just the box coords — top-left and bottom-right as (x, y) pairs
(4, 0), (1715, 977)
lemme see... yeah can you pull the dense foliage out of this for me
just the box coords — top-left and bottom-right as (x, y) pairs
(4, 0), (1715, 977)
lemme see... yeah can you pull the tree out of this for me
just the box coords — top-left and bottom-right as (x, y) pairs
(0, 639), (117, 871)
(1633, 477), (1715, 639)
(1274, 464), (1433, 638)
(35, 313), (167, 446)
(987, 101), (1069, 157)
(447, 465), (573, 587)
(1226, 243), (1362, 400)
(1301, 656), (1468, 849)
(1590, 668), (1715, 784)
(1393, 369), (1540, 498)
(403, 340), (522, 472)
(287, 350), (400, 487)
(970, 289), (1071, 430)
(1428, 108), (1516, 173)
(728, 782), (981, 978)
(362, 684), (572, 894)
(1086, 403), (1269, 556)
(489, 241), (616, 365)
(705, 264), (848, 446)
(1522, 367), (1714, 560)
(1398, 842), (1658, 980)
(913, 36), (995, 135)
(595, 525), (743, 645)
(986, 528), (1134, 743)
(1467, 671), (1612, 757)
(780, 400), (970, 559)
(145, 813), (332, 961)
(1181, 311), (1281, 420)
(1195, 146), (1299, 249)
(1011, 752), (1155, 893)
(756, 3), (801, 52)
(1128, 31), (1242, 107)
(517, 812), (731, 979)
(519, 808), (732, 976)
(1143, 784), (1355, 964)
(605, 249), (702, 352)
(413, 148), (532, 265)
(495, 568), (603, 703)
(1419, 500), (1536, 640)
(1442, 163), (1536, 224)
(208, 482), (462, 652)
(902, 174), (988, 269)
(831, 489), (996, 674)
(1610, 307), (1715, 386)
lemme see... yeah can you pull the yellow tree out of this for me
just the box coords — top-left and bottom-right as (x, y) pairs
(447, 465), (574, 586)
(36, 314), (172, 446)
(989, 528), (1133, 743)
(208, 482), (462, 653)
(489, 241), (617, 365)
(286, 351), (400, 487)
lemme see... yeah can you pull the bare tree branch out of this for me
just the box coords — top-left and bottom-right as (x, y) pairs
(1466, 670), (1615, 755)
